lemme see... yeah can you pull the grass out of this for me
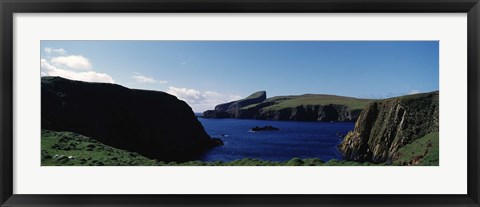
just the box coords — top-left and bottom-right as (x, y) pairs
(241, 94), (373, 112)
(393, 132), (439, 166)
(41, 130), (158, 166)
(42, 129), (435, 166)
(226, 91), (267, 108)
(241, 96), (295, 109)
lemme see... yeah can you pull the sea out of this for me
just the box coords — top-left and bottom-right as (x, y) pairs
(195, 118), (354, 162)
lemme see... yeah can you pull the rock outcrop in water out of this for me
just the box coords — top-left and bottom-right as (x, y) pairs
(339, 91), (439, 163)
(41, 76), (219, 162)
(251, 126), (279, 132)
(203, 92), (371, 122)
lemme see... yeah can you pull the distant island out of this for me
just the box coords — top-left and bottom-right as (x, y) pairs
(41, 76), (439, 166)
(202, 91), (372, 122)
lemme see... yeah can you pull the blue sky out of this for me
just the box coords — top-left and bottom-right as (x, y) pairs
(40, 41), (439, 112)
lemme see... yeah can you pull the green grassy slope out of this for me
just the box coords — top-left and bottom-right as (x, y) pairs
(393, 132), (439, 166)
(41, 130), (158, 166)
(241, 94), (372, 111)
(244, 91), (266, 99)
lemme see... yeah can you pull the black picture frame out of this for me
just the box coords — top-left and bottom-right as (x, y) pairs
(1, 0), (479, 206)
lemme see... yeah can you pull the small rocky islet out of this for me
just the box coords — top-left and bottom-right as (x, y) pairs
(251, 126), (280, 132)
(41, 76), (439, 166)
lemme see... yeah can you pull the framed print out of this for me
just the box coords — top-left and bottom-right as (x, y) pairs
(1, 0), (479, 206)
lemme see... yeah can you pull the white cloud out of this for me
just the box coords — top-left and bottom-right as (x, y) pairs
(167, 86), (202, 102)
(51, 55), (92, 71)
(229, 94), (243, 100)
(41, 58), (114, 84)
(166, 86), (241, 112)
(132, 74), (168, 84)
(408, 90), (421, 95)
(41, 48), (114, 83)
(44, 47), (67, 55)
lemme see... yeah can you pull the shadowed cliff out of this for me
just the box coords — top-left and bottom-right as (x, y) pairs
(41, 76), (217, 162)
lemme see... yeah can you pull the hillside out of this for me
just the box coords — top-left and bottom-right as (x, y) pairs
(215, 91), (267, 111)
(42, 76), (220, 162)
(203, 92), (372, 122)
(339, 91), (439, 165)
(42, 130), (159, 166)
(203, 91), (267, 118)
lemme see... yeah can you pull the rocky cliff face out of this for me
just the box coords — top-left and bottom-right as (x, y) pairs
(41, 76), (217, 162)
(253, 104), (362, 122)
(203, 91), (267, 118)
(339, 91), (439, 163)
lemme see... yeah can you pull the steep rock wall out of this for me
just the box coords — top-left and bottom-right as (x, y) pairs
(339, 91), (439, 163)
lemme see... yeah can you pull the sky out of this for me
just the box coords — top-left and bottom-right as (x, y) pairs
(40, 41), (439, 112)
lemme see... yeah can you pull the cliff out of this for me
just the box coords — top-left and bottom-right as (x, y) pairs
(41, 76), (218, 162)
(203, 91), (267, 118)
(215, 91), (267, 112)
(203, 92), (371, 122)
(339, 91), (439, 164)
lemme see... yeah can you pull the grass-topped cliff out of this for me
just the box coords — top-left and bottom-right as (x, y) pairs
(247, 94), (370, 111)
(215, 91), (267, 111)
(340, 91), (439, 165)
(42, 76), (219, 162)
(203, 92), (373, 122)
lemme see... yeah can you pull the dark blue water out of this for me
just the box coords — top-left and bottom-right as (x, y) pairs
(196, 118), (354, 162)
